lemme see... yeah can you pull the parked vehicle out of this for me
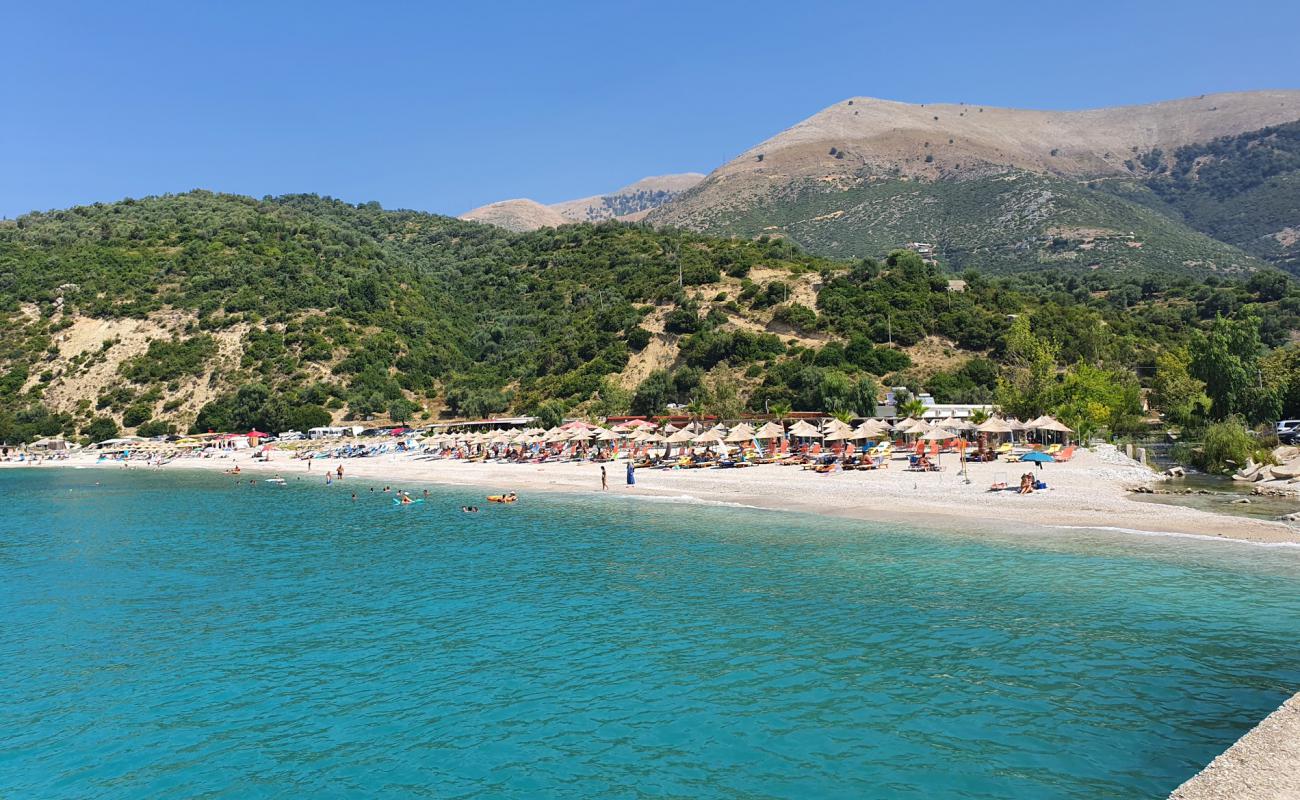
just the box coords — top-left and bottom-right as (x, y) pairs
(1275, 420), (1300, 444)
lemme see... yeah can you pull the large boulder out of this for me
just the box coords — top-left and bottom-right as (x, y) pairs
(1269, 458), (1300, 480)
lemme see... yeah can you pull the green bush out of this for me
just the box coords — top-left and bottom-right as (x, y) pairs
(1197, 417), (1274, 474)
(83, 416), (119, 443)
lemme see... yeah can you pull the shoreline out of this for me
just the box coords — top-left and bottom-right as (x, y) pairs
(9, 446), (1300, 547)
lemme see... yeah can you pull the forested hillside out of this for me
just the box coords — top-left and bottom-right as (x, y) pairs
(4, 191), (1300, 445)
(1106, 121), (1300, 271)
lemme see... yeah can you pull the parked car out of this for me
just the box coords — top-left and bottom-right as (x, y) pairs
(1275, 420), (1300, 444)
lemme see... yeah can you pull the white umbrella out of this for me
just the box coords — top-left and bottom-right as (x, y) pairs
(754, 421), (785, 440)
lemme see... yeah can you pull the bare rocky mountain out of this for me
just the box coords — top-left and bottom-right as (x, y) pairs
(461, 173), (703, 232)
(648, 91), (1300, 274)
(460, 198), (570, 232)
(550, 173), (705, 223)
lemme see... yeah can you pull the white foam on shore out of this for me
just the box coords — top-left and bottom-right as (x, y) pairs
(1046, 524), (1300, 549)
(613, 493), (767, 511)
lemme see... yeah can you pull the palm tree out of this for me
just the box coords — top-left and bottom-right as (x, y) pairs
(898, 398), (928, 419)
(969, 408), (990, 425)
(769, 401), (792, 422)
(831, 409), (855, 424)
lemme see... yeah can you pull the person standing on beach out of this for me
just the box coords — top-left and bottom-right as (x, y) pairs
(337, 465), (344, 481)
(601, 465), (608, 491)
(308, 459), (312, 472)
(626, 462), (636, 486)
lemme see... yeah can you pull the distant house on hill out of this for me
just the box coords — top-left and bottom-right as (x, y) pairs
(946, 279), (967, 293)
(904, 242), (939, 265)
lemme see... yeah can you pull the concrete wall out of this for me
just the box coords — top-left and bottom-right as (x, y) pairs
(1169, 692), (1300, 799)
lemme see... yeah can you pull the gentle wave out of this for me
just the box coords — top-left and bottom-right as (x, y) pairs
(1045, 524), (1300, 548)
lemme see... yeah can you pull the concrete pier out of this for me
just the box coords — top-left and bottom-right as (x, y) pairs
(1169, 692), (1300, 800)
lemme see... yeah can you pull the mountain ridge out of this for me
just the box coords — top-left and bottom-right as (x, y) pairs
(461, 173), (704, 231)
(647, 90), (1300, 274)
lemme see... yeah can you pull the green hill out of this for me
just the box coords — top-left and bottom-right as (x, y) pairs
(1102, 121), (1300, 271)
(668, 171), (1266, 276)
(5, 190), (1300, 444)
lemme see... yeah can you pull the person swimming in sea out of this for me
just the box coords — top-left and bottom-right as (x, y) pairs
(399, 492), (413, 505)
(461, 506), (479, 513)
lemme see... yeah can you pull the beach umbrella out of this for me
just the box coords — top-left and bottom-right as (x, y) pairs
(937, 415), (966, 431)
(661, 423), (680, 435)
(635, 431), (665, 444)
(975, 417), (1013, 434)
(1019, 451), (1055, 463)
(692, 429), (726, 445)
(825, 428), (863, 442)
(666, 428), (696, 444)
(894, 417), (925, 434)
(567, 429), (595, 442)
(856, 419), (893, 439)
(787, 420), (822, 438)
(754, 421), (785, 440)
(1037, 418), (1074, 433)
(919, 427), (958, 441)
(822, 419), (854, 439)
(593, 428), (618, 442)
(724, 423), (756, 444)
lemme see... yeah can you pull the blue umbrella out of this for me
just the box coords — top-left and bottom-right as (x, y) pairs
(1020, 451), (1055, 463)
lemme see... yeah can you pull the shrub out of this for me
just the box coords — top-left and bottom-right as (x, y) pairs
(83, 416), (119, 443)
(774, 303), (819, 332)
(122, 404), (153, 427)
(1197, 417), (1274, 474)
(625, 326), (652, 352)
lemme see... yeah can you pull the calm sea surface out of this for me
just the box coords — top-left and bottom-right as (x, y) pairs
(2, 468), (1298, 799)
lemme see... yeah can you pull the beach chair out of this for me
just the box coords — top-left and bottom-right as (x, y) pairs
(1045, 443), (1063, 455)
(1055, 445), (1076, 462)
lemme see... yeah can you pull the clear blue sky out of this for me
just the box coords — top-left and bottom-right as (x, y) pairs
(3, 0), (1297, 219)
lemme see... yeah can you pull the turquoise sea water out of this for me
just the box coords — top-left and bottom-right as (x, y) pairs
(1, 469), (1298, 799)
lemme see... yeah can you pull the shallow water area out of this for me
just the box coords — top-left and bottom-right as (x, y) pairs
(1130, 473), (1300, 521)
(2, 468), (1298, 799)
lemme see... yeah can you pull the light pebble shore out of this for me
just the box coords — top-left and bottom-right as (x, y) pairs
(8, 445), (1300, 546)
